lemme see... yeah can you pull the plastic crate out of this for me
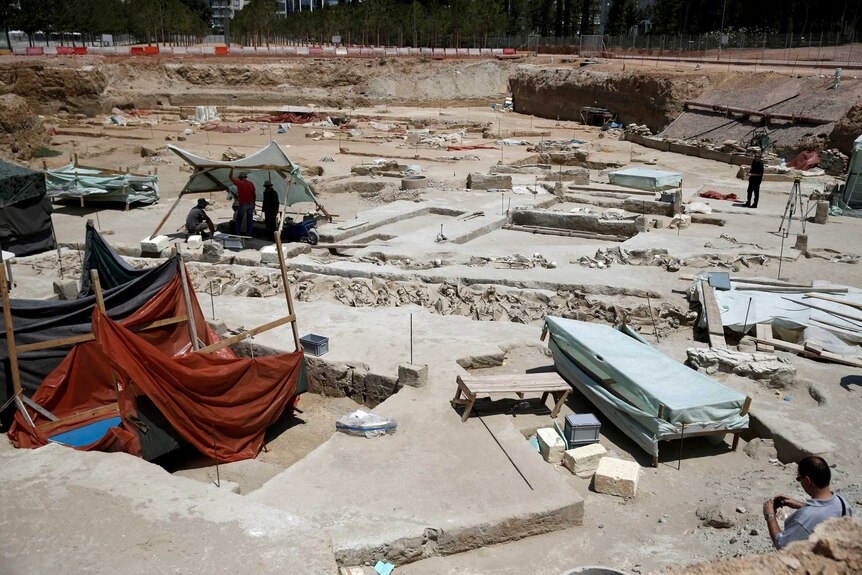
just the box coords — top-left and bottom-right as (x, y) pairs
(300, 334), (329, 357)
(564, 413), (601, 447)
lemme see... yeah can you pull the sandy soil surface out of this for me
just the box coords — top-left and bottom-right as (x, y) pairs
(2, 53), (862, 575)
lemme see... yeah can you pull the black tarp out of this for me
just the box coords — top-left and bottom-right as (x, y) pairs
(79, 221), (152, 297)
(0, 255), (178, 415)
(0, 160), (55, 257)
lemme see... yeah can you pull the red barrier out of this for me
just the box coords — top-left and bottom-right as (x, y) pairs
(74, 47), (87, 55)
(214, 46), (229, 55)
(308, 47), (323, 56)
(502, 48), (515, 55)
(130, 47), (145, 55)
(143, 46), (159, 55)
(26, 47), (44, 55)
(56, 46), (74, 55)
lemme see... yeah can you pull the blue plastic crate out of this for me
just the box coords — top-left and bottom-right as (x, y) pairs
(300, 333), (329, 356)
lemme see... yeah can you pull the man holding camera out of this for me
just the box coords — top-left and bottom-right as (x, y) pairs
(764, 456), (853, 549)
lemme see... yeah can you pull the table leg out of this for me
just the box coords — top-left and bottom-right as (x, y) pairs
(461, 394), (477, 422)
(550, 389), (570, 418)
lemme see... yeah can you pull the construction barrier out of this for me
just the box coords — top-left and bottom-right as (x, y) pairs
(11, 43), (518, 59)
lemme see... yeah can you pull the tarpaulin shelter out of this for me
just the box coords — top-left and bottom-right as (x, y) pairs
(45, 163), (159, 207)
(0, 160), (55, 257)
(544, 316), (750, 464)
(151, 142), (327, 238)
(839, 134), (862, 213)
(3, 224), (307, 462)
(78, 220), (153, 297)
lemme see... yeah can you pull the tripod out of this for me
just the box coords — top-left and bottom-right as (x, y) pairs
(777, 176), (808, 235)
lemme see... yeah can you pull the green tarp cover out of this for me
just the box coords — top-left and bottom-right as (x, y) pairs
(45, 165), (159, 205)
(544, 316), (748, 457)
(0, 160), (45, 208)
(168, 142), (319, 206)
(608, 167), (683, 191)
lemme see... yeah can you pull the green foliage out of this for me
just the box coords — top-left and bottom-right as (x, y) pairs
(33, 147), (62, 158)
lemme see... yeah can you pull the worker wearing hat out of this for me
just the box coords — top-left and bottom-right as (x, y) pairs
(185, 198), (215, 237)
(262, 180), (280, 238)
(229, 168), (256, 236)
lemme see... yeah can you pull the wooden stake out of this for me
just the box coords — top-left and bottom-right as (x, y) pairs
(274, 232), (301, 352)
(0, 265), (33, 427)
(174, 246), (200, 350)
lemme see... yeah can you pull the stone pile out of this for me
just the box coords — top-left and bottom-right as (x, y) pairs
(819, 148), (848, 175)
(625, 123), (652, 136)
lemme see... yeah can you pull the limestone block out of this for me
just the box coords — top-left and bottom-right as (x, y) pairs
(536, 428), (566, 464)
(593, 457), (640, 498)
(467, 173), (512, 190)
(201, 240), (225, 263)
(398, 363), (428, 388)
(52, 279), (78, 301)
(686, 347), (796, 388)
(260, 244), (288, 264)
(141, 235), (170, 253)
(814, 201), (829, 224)
(563, 443), (607, 474)
(187, 235), (203, 249)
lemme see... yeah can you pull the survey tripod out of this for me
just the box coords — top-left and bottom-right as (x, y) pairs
(776, 176), (811, 236)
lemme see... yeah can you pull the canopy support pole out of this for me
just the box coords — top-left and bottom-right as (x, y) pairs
(90, 270), (123, 407)
(151, 180), (192, 239)
(276, 171), (294, 232)
(0, 265), (34, 427)
(275, 232), (301, 352)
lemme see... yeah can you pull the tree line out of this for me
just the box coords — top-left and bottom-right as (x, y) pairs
(2, 0), (860, 50)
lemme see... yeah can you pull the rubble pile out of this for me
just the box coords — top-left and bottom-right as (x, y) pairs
(575, 246), (772, 273)
(625, 123), (653, 136)
(819, 148), (849, 175)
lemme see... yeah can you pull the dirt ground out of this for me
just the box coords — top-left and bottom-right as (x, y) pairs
(2, 51), (861, 575)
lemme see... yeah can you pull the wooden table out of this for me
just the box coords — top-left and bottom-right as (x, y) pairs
(452, 373), (571, 422)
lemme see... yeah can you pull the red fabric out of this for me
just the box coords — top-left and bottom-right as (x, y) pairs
(231, 177), (256, 205)
(10, 262), (304, 462)
(699, 190), (739, 201)
(92, 309), (303, 462)
(447, 145), (498, 151)
(238, 113), (325, 124)
(9, 269), (231, 452)
(787, 151), (820, 171)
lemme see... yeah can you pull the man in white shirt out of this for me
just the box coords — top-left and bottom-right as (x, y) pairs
(764, 455), (853, 549)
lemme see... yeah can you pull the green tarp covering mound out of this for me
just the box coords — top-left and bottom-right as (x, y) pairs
(46, 164), (159, 205)
(0, 160), (55, 256)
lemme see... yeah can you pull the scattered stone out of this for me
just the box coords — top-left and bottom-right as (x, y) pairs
(260, 244), (288, 264)
(221, 147), (245, 161)
(685, 347), (796, 388)
(696, 502), (737, 529)
(139, 146), (159, 157)
(593, 457), (640, 498)
(537, 428), (566, 464)
(814, 201), (830, 224)
(177, 135), (187, 141)
(562, 443), (607, 474)
(743, 438), (779, 461)
(52, 279), (79, 301)
(750, 528), (759, 536)
(736, 506), (747, 514)
(187, 235), (203, 249)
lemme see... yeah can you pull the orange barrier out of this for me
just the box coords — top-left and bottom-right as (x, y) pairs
(214, 46), (229, 55)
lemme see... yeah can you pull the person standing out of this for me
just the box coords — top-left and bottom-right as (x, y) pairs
(744, 152), (764, 208)
(763, 456), (853, 549)
(229, 168), (256, 236)
(262, 181), (280, 238)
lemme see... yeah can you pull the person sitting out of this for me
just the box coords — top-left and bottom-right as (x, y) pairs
(764, 455), (853, 549)
(185, 198), (215, 238)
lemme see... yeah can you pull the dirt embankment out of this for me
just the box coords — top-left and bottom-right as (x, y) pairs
(509, 65), (710, 131)
(0, 57), (516, 113)
(0, 94), (49, 161)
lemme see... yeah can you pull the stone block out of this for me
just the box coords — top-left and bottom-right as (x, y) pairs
(686, 347), (796, 388)
(536, 428), (566, 464)
(260, 244), (287, 264)
(467, 173), (512, 190)
(141, 235), (170, 253)
(398, 363), (428, 388)
(201, 240), (225, 263)
(563, 443), (607, 474)
(593, 457), (640, 498)
(52, 279), (79, 301)
(187, 234), (203, 249)
(814, 201), (829, 224)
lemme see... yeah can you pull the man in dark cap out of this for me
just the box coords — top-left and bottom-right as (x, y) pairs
(262, 181), (280, 238)
(185, 198), (215, 237)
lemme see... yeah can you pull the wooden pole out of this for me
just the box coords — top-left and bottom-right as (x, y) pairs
(150, 181), (191, 238)
(0, 265), (34, 427)
(174, 246), (200, 350)
(90, 269), (123, 406)
(274, 232), (301, 351)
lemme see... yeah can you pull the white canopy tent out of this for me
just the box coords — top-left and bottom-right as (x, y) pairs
(150, 142), (328, 238)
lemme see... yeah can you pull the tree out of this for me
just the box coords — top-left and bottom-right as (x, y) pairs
(0, 0), (18, 50)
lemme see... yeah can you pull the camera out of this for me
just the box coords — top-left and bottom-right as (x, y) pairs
(773, 496), (784, 510)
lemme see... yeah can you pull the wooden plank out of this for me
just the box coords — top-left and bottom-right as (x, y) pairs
(736, 286), (848, 294)
(16, 315), (189, 353)
(782, 297), (862, 326)
(196, 314), (297, 354)
(701, 284), (727, 348)
(805, 293), (862, 311)
(174, 249), (200, 350)
(732, 396), (753, 450)
(751, 337), (862, 368)
(37, 403), (120, 436)
(458, 373), (566, 384)
(755, 324), (774, 352)
(1, 266), (23, 399)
